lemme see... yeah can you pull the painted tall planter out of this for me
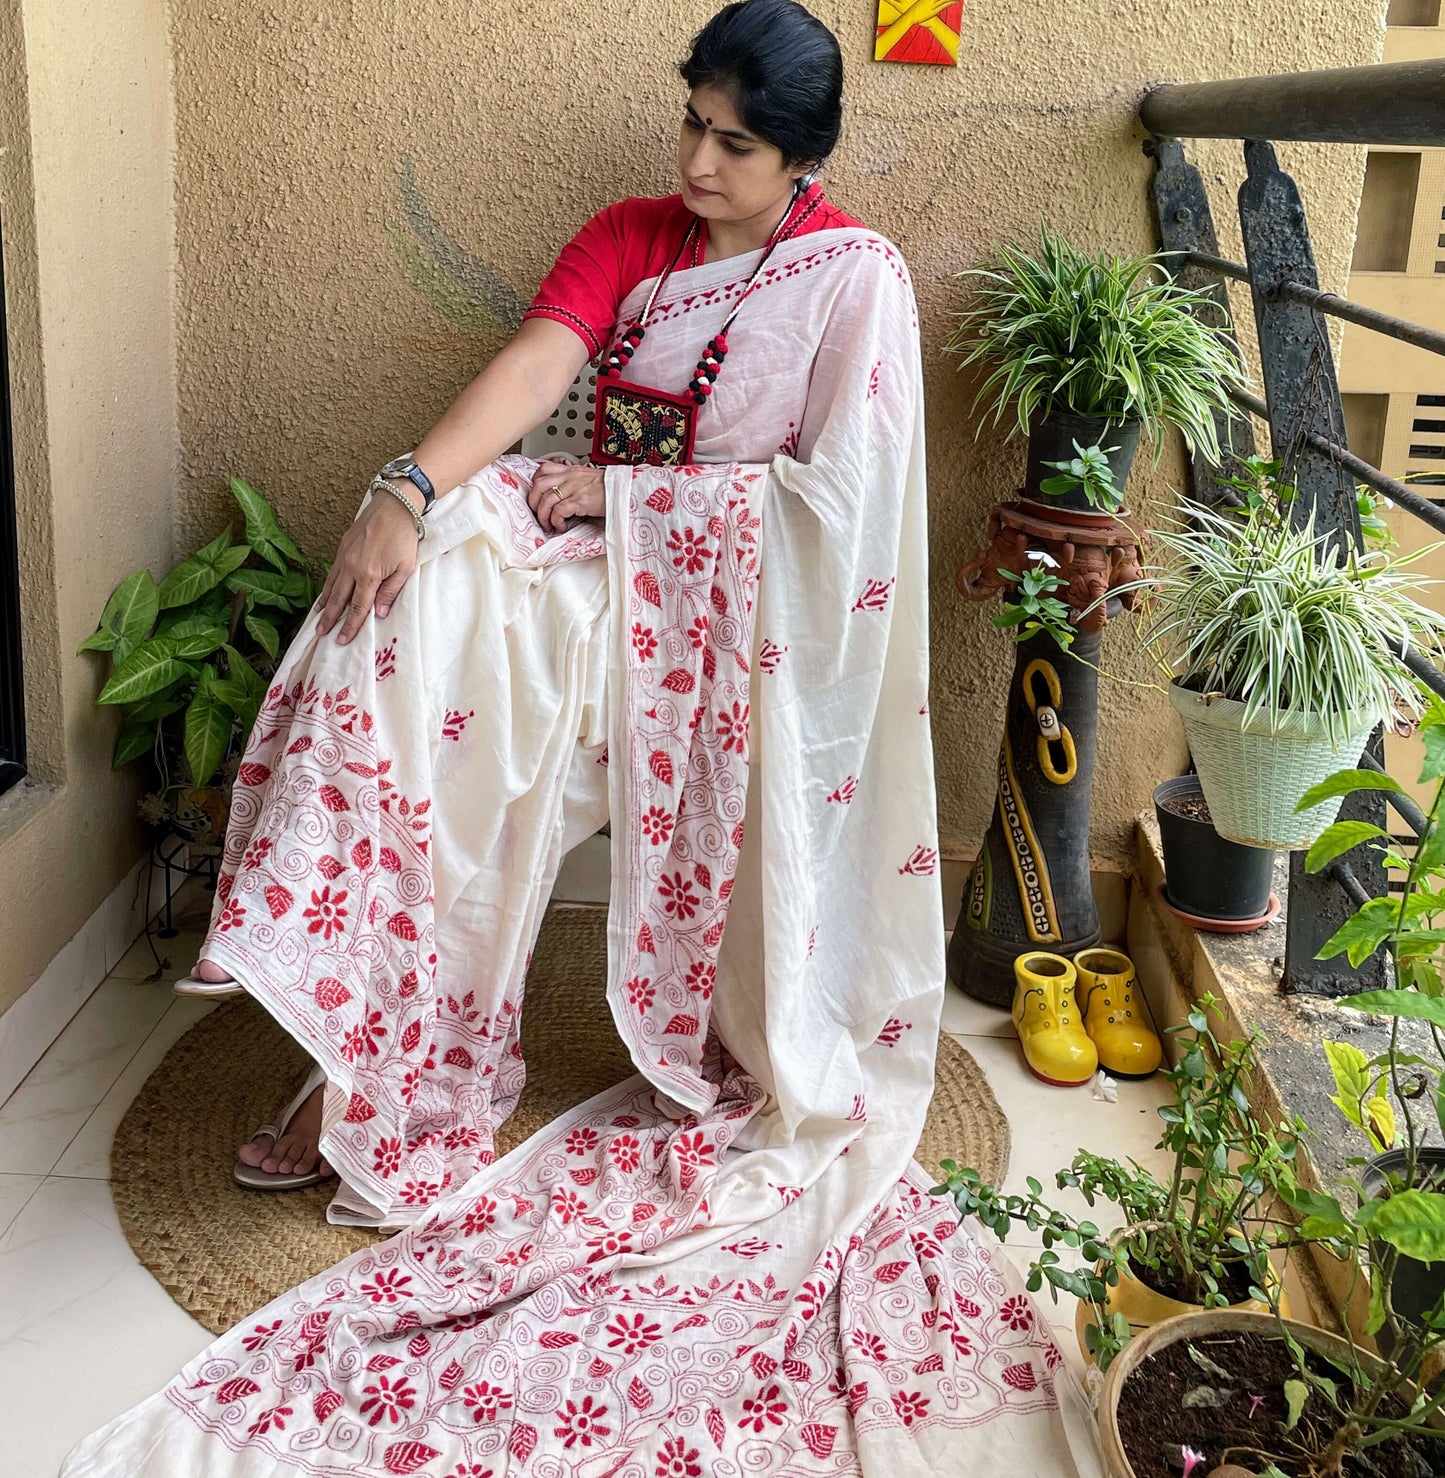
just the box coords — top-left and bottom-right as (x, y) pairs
(948, 627), (1103, 1008)
(1168, 685), (1377, 851)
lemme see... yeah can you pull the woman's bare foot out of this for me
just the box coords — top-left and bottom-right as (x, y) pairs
(237, 1084), (334, 1178)
(193, 959), (235, 985)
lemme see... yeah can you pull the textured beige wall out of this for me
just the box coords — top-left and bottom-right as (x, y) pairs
(0, 0), (177, 1015)
(169, 0), (1387, 867)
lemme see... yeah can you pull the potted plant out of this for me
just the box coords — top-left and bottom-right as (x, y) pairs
(937, 999), (1307, 1371)
(1154, 774), (1276, 928)
(78, 478), (323, 850)
(1125, 465), (1445, 850)
(944, 224), (1244, 509)
(1298, 699), (1445, 1348)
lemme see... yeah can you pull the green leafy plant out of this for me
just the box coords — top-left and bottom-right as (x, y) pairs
(1254, 702), (1445, 1470)
(1124, 476), (1445, 746)
(78, 478), (324, 843)
(994, 561), (1076, 649)
(936, 1000), (1311, 1371)
(1039, 439), (1125, 512)
(944, 223), (1245, 463)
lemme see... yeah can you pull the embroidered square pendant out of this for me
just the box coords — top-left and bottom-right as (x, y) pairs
(591, 380), (698, 467)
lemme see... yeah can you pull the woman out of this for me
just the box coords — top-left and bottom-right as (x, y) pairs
(64, 3), (1085, 1473)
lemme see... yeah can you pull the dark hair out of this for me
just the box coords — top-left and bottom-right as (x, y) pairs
(680, 0), (844, 170)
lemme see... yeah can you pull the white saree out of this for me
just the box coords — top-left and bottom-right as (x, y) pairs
(61, 229), (1088, 1476)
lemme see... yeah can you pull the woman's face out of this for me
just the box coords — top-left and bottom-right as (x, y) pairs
(677, 83), (807, 225)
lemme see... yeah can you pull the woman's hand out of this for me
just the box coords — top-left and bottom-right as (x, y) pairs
(528, 461), (606, 533)
(316, 487), (420, 644)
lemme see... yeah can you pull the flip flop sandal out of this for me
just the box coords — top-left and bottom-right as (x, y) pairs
(174, 965), (246, 999)
(233, 1062), (337, 1191)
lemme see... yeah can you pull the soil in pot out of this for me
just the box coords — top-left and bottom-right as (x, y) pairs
(1155, 775), (1275, 923)
(1116, 1328), (1445, 1478)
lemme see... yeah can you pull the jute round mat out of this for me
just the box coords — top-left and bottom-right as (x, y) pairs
(112, 907), (1009, 1336)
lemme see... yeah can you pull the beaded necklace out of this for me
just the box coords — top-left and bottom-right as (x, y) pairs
(590, 184), (821, 467)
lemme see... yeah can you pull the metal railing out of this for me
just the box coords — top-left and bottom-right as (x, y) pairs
(1140, 57), (1445, 996)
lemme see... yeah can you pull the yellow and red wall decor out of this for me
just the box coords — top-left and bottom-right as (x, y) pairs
(874, 0), (964, 66)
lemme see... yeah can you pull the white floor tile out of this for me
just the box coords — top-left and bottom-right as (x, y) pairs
(939, 980), (1013, 1038)
(953, 1030), (1174, 1247)
(0, 1173), (43, 1236)
(0, 1176), (211, 1477)
(52, 997), (217, 1179)
(107, 921), (206, 984)
(0, 978), (176, 1174)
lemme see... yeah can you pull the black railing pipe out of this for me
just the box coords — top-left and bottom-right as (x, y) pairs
(1141, 60), (1445, 147)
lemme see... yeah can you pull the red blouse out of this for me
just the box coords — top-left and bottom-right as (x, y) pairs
(523, 184), (862, 359)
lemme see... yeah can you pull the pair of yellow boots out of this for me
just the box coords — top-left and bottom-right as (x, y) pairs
(1011, 947), (1161, 1086)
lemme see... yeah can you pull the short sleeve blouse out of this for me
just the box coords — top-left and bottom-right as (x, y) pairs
(523, 185), (861, 360)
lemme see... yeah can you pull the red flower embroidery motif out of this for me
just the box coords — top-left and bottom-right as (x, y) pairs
(877, 1017), (911, 1047)
(443, 1125), (482, 1151)
(687, 614), (709, 649)
(342, 1009), (387, 1062)
(668, 527), (711, 575)
(373, 1137), (402, 1177)
(758, 639), (787, 673)
(217, 898), (246, 931)
(496, 1242), (533, 1267)
(851, 1328), (887, 1362)
(852, 577), (895, 613)
(461, 1196), (498, 1236)
(807, 925), (818, 958)
(640, 806), (674, 846)
(659, 871), (700, 921)
(303, 886), (348, 940)
(868, 360), (882, 399)
(715, 701), (749, 755)
(673, 1130), (714, 1181)
(360, 1267), (412, 1304)
(359, 1375), (415, 1427)
(554, 1395), (611, 1450)
(246, 1403), (293, 1437)
(551, 1188), (586, 1223)
(898, 844), (939, 876)
(565, 1127), (600, 1156)
(242, 837), (273, 870)
(631, 623), (658, 662)
(827, 776), (858, 805)
(626, 976), (655, 1010)
(605, 1312), (662, 1354)
(241, 1319), (282, 1352)
(739, 1383), (788, 1434)
(892, 1390), (929, 1427)
(401, 1066), (423, 1106)
(462, 1381), (514, 1423)
(442, 707), (475, 741)
(999, 1295), (1034, 1331)
(656, 1436), (702, 1478)
(585, 1230), (633, 1263)
(685, 961), (715, 999)
(375, 639), (396, 680)
(400, 1179), (440, 1206)
(608, 1134), (642, 1173)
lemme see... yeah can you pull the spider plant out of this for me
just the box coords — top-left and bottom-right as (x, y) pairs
(945, 225), (1245, 464)
(1138, 499), (1445, 746)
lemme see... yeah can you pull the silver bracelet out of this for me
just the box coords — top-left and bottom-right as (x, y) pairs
(369, 475), (426, 541)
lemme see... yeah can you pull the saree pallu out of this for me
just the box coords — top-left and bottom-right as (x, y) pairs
(62, 231), (1090, 1476)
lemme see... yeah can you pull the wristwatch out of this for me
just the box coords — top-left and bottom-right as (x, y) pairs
(380, 454), (436, 515)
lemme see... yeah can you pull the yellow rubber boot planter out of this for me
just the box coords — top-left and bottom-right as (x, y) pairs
(1011, 952), (1097, 1087)
(1075, 948), (1161, 1080)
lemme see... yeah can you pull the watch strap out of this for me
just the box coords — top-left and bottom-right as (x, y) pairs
(381, 455), (436, 514)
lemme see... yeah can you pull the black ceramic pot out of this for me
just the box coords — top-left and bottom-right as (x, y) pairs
(1361, 1148), (1445, 1356)
(1023, 409), (1142, 510)
(1154, 775), (1274, 922)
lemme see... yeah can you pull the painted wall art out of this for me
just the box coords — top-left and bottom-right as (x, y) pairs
(874, 0), (964, 66)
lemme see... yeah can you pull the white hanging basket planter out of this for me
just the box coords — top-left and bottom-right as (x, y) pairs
(1168, 685), (1377, 851)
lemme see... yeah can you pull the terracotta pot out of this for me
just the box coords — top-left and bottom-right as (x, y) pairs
(1096, 1308), (1441, 1478)
(1074, 1257), (1284, 1365)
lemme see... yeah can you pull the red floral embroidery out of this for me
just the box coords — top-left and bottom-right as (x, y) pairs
(359, 1375), (415, 1427)
(302, 886), (348, 940)
(632, 624), (658, 661)
(462, 1382), (513, 1423)
(553, 1396), (611, 1449)
(667, 528), (710, 574)
(739, 1383), (788, 1433)
(659, 872), (700, 921)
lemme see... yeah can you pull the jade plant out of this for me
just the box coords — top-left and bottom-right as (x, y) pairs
(78, 478), (323, 845)
(937, 1000), (1311, 1371)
